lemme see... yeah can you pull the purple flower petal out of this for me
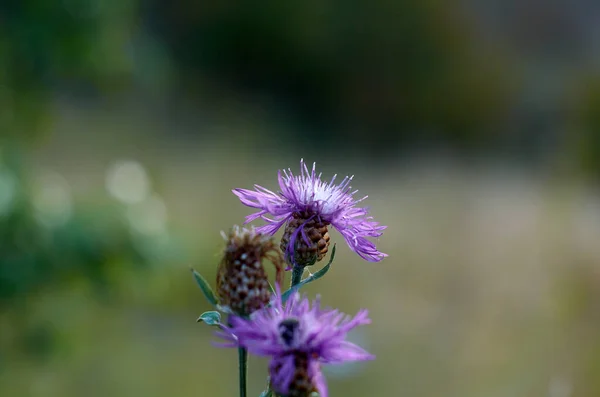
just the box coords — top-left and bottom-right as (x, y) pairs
(233, 159), (387, 262)
(310, 361), (328, 397)
(269, 354), (297, 395)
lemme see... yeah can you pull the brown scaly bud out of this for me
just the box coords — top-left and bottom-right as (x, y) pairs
(216, 225), (284, 316)
(270, 352), (319, 397)
(280, 212), (330, 267)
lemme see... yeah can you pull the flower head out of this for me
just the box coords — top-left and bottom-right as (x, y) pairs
(217, 289), (374, 397)
(233, 159), (387, 266)
(215, 225), (284, 316)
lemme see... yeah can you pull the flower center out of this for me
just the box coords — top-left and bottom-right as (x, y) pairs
(278, 318), (300, 346)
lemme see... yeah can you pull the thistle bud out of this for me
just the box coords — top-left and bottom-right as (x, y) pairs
(280, 212), (330, 267)
(216, 226), (284, 316)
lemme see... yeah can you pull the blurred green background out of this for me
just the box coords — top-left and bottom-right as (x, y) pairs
(1, 1), (600, 396)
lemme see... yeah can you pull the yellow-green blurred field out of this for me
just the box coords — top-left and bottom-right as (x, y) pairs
(2, 108), (600, 397)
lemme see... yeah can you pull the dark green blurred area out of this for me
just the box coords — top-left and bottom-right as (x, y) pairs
(1, 1), (600, 396)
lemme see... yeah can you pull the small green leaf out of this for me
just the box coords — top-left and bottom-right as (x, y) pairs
(197, 311), (221, 325)
(191, 268), (218, 306)
(259, 376), (273, 397)
(281, 245), (336, 304)
(304, 244), (336, 282)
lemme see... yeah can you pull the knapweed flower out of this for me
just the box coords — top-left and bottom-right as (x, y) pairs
(216, 225), (284, 316)
(216, 289), (374, 397)
(233, 159), (387, 267)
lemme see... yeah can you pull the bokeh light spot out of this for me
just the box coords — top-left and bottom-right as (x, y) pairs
(126, 194), (168, 236)
(106, 160), (151, 204)
(32, 171), (73, 228)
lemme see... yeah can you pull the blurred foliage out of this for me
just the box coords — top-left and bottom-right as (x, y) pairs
(0, 0), (137, 141)
(2, 0), (599, 169)
(0, 0), (168, 358)
(571, 75), (600, 180)
(1, 174), (137, 305)
(152, 0), (514, 153)
(0, 149), (180, 359)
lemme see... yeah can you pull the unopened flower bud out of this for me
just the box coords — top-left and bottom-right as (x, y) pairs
(216, 226), (283, 316)
(280, 212), (330, 267)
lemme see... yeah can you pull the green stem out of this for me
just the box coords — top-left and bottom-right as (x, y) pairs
(238, 347), (248, 397)
(291, 265), (304, 288)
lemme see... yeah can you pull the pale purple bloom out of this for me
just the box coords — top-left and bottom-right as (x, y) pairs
(215, 288), (374, 397)
(233, 159), (387, 262)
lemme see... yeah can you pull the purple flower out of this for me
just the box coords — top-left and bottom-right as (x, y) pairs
(233, 159), (387, 264)
(216, 289), (374, 397)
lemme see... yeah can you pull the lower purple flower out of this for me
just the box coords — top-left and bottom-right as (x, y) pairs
(216, 288), (374, 397)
